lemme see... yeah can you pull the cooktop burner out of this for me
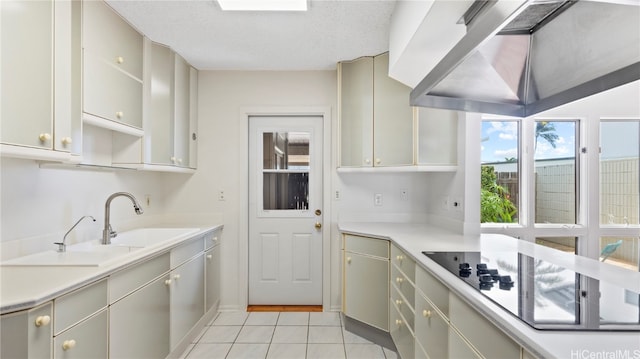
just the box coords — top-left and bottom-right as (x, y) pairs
(422, 251), (640, 331)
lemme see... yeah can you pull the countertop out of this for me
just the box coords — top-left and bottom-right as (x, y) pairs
(0, 224), (223, 315)
(338, 222), (640, 359)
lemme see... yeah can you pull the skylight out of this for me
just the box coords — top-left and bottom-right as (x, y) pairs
(217, 0), (308, 11)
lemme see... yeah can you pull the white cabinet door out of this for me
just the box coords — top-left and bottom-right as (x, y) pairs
(340, 56), (374, 167)
(1, 0), (53, 149)
(170, 253), (205, 349)
(173, 54), (191, 167)
(373, 52), (413, 167)
(205, 245), (221, 312)
(416, 107), (458, 166)
(53, 309), (108, 359)
(414, 292), (449, 359)
(344, 251), (389, 331)
(390, 304), (414, 359)
(147, 41), (175, 165)
(188, 67), (198, 168)
(0, 302), (53, 359)
(110, 275), (171, 359)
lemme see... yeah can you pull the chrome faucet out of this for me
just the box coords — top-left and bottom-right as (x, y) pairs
(54, 215), (96, 252)
(103, 192), (144, 245)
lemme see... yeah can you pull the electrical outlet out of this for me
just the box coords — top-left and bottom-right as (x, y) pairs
(374, 193), (383, 206)
(218, 190), (225, 201)
(400, 189), (408, 201)
(335, 190), (341, 201)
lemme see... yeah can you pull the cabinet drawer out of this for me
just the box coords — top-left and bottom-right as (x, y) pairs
(83, 54), (143, 128)
(391, 285), (414, 332)
(392, 264), (415, 309)
(82, 0), (143, 79)
(204, 229), (221, 250)
(110, 253), (170, 303)
(54, 279), (107, 335)
(449, 294), (520, 359)
(416, 266), (449, 318)
(390, 304), (414, 359)
(391, 244), (415, 282)
(54, 309), (108, 359)
(171, 236), (204, 268)
(415, 291), (449, 359)
(343, 234), (389, 258)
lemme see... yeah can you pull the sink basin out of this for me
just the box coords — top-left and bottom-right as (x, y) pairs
(110, 227), (200, 247)
(0, 228), (200, 267)
(0, 245), (140, 267)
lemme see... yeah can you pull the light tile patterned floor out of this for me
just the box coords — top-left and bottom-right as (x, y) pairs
(181, 312), (398, 359)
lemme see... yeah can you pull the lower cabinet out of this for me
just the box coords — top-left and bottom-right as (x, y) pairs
(170, 253), (204, 349)
(109, 275), (171, 359)
(343, 235), (390, 331)
(390, 303), (414, 359)
(0, 302), (53, 359)
(53, 309), (108, 359)
(205, 243), (221, 312)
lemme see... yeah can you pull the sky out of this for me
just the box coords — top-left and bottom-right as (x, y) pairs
(481, 120), (640, 164)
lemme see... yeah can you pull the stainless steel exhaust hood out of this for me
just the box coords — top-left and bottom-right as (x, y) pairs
(409, 0), (640, 117)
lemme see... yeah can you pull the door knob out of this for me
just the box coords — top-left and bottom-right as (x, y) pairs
(314, 222), (322, 229)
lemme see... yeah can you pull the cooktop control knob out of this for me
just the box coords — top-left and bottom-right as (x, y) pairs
(499, 275), (514, 290)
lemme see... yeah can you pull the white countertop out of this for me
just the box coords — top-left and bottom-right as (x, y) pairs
(339, 222), (640, 359)
(0, 224), (223, 315)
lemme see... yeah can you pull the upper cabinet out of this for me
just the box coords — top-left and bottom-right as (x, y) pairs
(339, 52), (457, 172)
(1, 0), (81, 161)
(82, 0), (144, 133)
(339, 53), (413, 168)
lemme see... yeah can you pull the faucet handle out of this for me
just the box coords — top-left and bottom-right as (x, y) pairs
(53, 242), (66, 253)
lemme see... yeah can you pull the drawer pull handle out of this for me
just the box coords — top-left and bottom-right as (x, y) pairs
(62, 339), (76, 351)
(116, 111), (124, 119)
(207, 254), (213, 260)
(38, 133), (51, 142)
(165, 279), (172, 286)
(116, 56), (124, 64)
(396, 277), (403, 284)
(173, 274), (181, 280)
(395, 299), (402, 306)
(375, 158), (381, 165)
(395, 319), (402, 326)
(346, 257), (351, 264)
(364, 158), (371, 164)
(423, 309), (432, 318)
(34, 315), (51, 327)
(61, 137), (73, 145)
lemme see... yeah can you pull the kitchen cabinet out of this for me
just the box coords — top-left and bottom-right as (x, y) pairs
(173, 53), (192, 168)
(82, 0), (143, 131)
(416, 107), (458, 166)
(170, 253), (205, 349)
(339, 53), (413, 168)
(0, 302), (53, 359)
(390, 244), (415, 359)
(53, 309), (108, 359)
(343, 234), (389, 331)
(1, 0), (80, 161)
(109, 253), (171, 359)
(146, 41), (175, 165)
(205, 231), (222, 313)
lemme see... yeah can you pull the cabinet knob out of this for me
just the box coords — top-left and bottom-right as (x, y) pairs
(38, 133), (51, 142)
(395, 319), (402, 326)
(422, 309), (432, 318)
(177, 158), (183, 164)
(213, 236), (218, 241)
(61, 137), (73, 145)
(116, 56), (124, 64)
(396, 277), (403, 284)
(364, 158), (371, 164)
(34, 315), (51, 327)
(62, 339), (76, 351)
(173, 274), (181, 280)
(170, 156), (177, 163)
(375, 158), (381, 165)
(116, 111), (124, 119)
(164, 279), (172, 286)
(346, 257), (351, 264)
(395, 299), (402, 306)
(206, 254), (213, 260)
(396, 255), (403, 262)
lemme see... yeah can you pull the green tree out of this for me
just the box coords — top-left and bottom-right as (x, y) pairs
(535, 121), (559, 151)
(480, 165), (517, 223)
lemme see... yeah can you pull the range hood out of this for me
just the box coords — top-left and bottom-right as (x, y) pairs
(410, 0), (640, 117)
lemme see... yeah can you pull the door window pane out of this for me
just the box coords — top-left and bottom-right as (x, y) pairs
(481, 121), (519, 223)
(262, 132), (310, 210)
(600, 121), (639, 225)
(534, 121), (577, 224)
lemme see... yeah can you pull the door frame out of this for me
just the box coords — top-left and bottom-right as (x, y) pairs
(238, 106), (332, 310)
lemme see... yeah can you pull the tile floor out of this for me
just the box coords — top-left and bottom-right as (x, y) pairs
(180, 311), (398, 359)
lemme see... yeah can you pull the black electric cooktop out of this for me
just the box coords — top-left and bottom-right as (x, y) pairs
(422, 251), (640, 331)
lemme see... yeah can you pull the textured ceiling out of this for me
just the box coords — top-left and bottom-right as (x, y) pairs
(106, 0), (397, 71)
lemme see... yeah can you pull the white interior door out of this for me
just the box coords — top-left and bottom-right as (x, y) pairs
(249, 116), (323, 305)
